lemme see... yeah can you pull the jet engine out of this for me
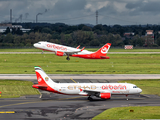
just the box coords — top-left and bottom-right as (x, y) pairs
(99, 93), (111, 99)
(55, 51), (66, 56)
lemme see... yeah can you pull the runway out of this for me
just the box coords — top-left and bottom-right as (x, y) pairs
(0, 74), (160, 80)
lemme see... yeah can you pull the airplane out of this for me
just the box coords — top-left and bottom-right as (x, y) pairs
(32, 66), (142, 101)
(33, 41), (111, 60)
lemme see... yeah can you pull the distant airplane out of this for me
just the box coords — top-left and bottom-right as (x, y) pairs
(32, 66), (142, 101)
(33, 41), (111, 60)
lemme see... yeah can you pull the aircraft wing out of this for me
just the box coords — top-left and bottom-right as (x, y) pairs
(79, 89), (110, 96)
(64, 51), (81, 55)
(62, 49), (83, 55)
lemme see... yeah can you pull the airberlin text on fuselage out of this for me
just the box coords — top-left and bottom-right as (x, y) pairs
(102, 85), (126, 90)
(67, 84), (127, 90)
(68, 85), (96, 90)
(47, 44), (67, 51)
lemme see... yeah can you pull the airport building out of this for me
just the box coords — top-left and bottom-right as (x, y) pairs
(0, 23), (31, 33)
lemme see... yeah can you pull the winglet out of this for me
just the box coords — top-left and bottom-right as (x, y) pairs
(76, 45), (80, 49)
(81, 47), (85, 51)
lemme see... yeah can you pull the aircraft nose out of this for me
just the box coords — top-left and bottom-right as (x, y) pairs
(33, 43), (38, 47)
(139, 88), (142, 93)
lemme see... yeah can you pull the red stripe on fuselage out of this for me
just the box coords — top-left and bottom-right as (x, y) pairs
(71, 54), (110, 59)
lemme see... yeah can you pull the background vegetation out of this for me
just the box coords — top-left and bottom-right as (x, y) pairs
(1, 23), (160, 47)
(119, 79), (160, 96)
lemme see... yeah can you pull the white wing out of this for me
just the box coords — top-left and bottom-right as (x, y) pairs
(79, 89), (110, 96)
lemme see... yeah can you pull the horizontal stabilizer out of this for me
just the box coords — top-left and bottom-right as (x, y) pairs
(100, 56), (110, 59)
(32, 84), (48, 89)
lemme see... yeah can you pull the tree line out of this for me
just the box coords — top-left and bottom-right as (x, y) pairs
(1, 23), (160, 47)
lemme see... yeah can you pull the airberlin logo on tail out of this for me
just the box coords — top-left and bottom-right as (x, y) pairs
(38, 77), (42, 82)
(38, 77), (49, 82)
(101, 45), (110, 54)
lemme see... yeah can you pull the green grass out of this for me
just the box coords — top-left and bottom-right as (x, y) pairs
(119, 79), (160, 96)
(93, 106), (160, 119)
(0, 54), (160, 74)
(0, 80), (39, 98)
(0, 48), (41, 52)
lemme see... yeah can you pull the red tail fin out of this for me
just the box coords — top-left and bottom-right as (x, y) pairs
(33, 66), (56, 92)
(95, 43), (111, 56)
(35, 71), (47, 85)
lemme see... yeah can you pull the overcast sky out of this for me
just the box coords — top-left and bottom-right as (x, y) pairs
(0, 0), (160, 25)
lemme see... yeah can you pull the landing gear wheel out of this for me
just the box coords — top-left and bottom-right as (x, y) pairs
(126, 95), (128, 101)
(88, 96), (93, 101)
(66, 56), (70, 61)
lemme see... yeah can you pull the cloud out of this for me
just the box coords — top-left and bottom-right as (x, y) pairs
(0, 0), (160, 25)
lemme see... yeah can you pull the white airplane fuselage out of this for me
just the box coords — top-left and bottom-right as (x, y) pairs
(44, 82), (142, 95)
(33, 41), (111, 60)
(33, 66), (142, 100)
(34, 41), (80, 54)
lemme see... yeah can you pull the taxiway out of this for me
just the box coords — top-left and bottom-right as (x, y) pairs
(0, 77), (160, 120)
(0, 92), (160, 120)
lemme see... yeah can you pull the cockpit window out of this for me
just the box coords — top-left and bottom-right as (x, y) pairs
(38, 42), (41, 44)
(133, 86), (138, 88)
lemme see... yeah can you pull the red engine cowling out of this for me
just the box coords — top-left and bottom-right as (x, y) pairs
(56, 51), (65, 56)
(100, 93), (111, 99)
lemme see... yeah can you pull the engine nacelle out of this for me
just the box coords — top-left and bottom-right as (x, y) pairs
(99, 93), (111, 99)
(55, 51), (66, 56)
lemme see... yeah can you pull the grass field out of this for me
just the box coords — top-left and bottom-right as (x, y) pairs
(93, 106), (160, 119)
(0, 48), (41, 52)
(0, 80), (39, 98)
(119, 79), (160, 96)
(0, 54), (160, 74)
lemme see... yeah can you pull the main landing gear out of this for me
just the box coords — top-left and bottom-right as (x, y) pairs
(66, 55), (70, 61)
(126, 95), (128, 100)
(88, 96), (93, 101)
